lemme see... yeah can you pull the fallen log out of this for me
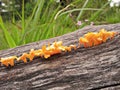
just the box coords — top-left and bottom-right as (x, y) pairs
(0, 23), (120, 90)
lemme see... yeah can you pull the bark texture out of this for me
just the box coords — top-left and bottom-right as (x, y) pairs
(0, 23), (120, 90)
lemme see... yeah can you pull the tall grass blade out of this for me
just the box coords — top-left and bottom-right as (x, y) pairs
(31, 0), (45, 41)
(89, 2), (110, 21)
(77, 0), (89, 21)
(22, 0), (25, 35)
(0, 16), (16, 48)
(58, 8), (102, 17)
(33, 0), (45, 25)
(25, 1), (39, 29)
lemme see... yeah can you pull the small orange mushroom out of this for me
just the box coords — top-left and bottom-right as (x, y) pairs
(0, 56), (17, 66)
(17, 53), (28, 63)
(79, 37), (89, 47)
(79, 29), (117, 47)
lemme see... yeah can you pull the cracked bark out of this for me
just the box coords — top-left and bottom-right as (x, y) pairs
(0, 23), (120, 90)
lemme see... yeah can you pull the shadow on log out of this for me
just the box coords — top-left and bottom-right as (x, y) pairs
(0, 23), (120, 90)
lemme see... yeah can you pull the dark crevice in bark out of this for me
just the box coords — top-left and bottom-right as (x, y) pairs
(89, 82), (120, 90)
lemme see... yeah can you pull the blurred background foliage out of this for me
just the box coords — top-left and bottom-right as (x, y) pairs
(0, 0), (120, 50)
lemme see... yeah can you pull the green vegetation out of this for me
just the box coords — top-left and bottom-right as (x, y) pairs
(0, 0), (120, 50)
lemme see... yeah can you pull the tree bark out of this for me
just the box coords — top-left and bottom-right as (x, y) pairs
(0, 23), (120, 90)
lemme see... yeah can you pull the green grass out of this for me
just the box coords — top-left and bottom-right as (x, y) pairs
(0, 0), (120, 50)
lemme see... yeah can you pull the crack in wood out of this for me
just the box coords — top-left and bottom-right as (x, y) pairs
(88, 82), (120, 90)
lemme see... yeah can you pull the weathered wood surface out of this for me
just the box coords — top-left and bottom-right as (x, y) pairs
(0, 23), (120, 90)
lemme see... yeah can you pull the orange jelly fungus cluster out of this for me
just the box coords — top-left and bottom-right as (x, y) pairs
(0, 29), (117, 67)
(79, 29), (117, 47)
(0, 41), (76, 67)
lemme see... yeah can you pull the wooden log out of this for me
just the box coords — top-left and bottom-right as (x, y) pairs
(0, 23), (120, 90)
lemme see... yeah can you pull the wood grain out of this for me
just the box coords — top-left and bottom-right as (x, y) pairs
(0, 23), (120, 90)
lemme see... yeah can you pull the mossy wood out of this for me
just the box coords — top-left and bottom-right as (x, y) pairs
(0, 24), (120, 90)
